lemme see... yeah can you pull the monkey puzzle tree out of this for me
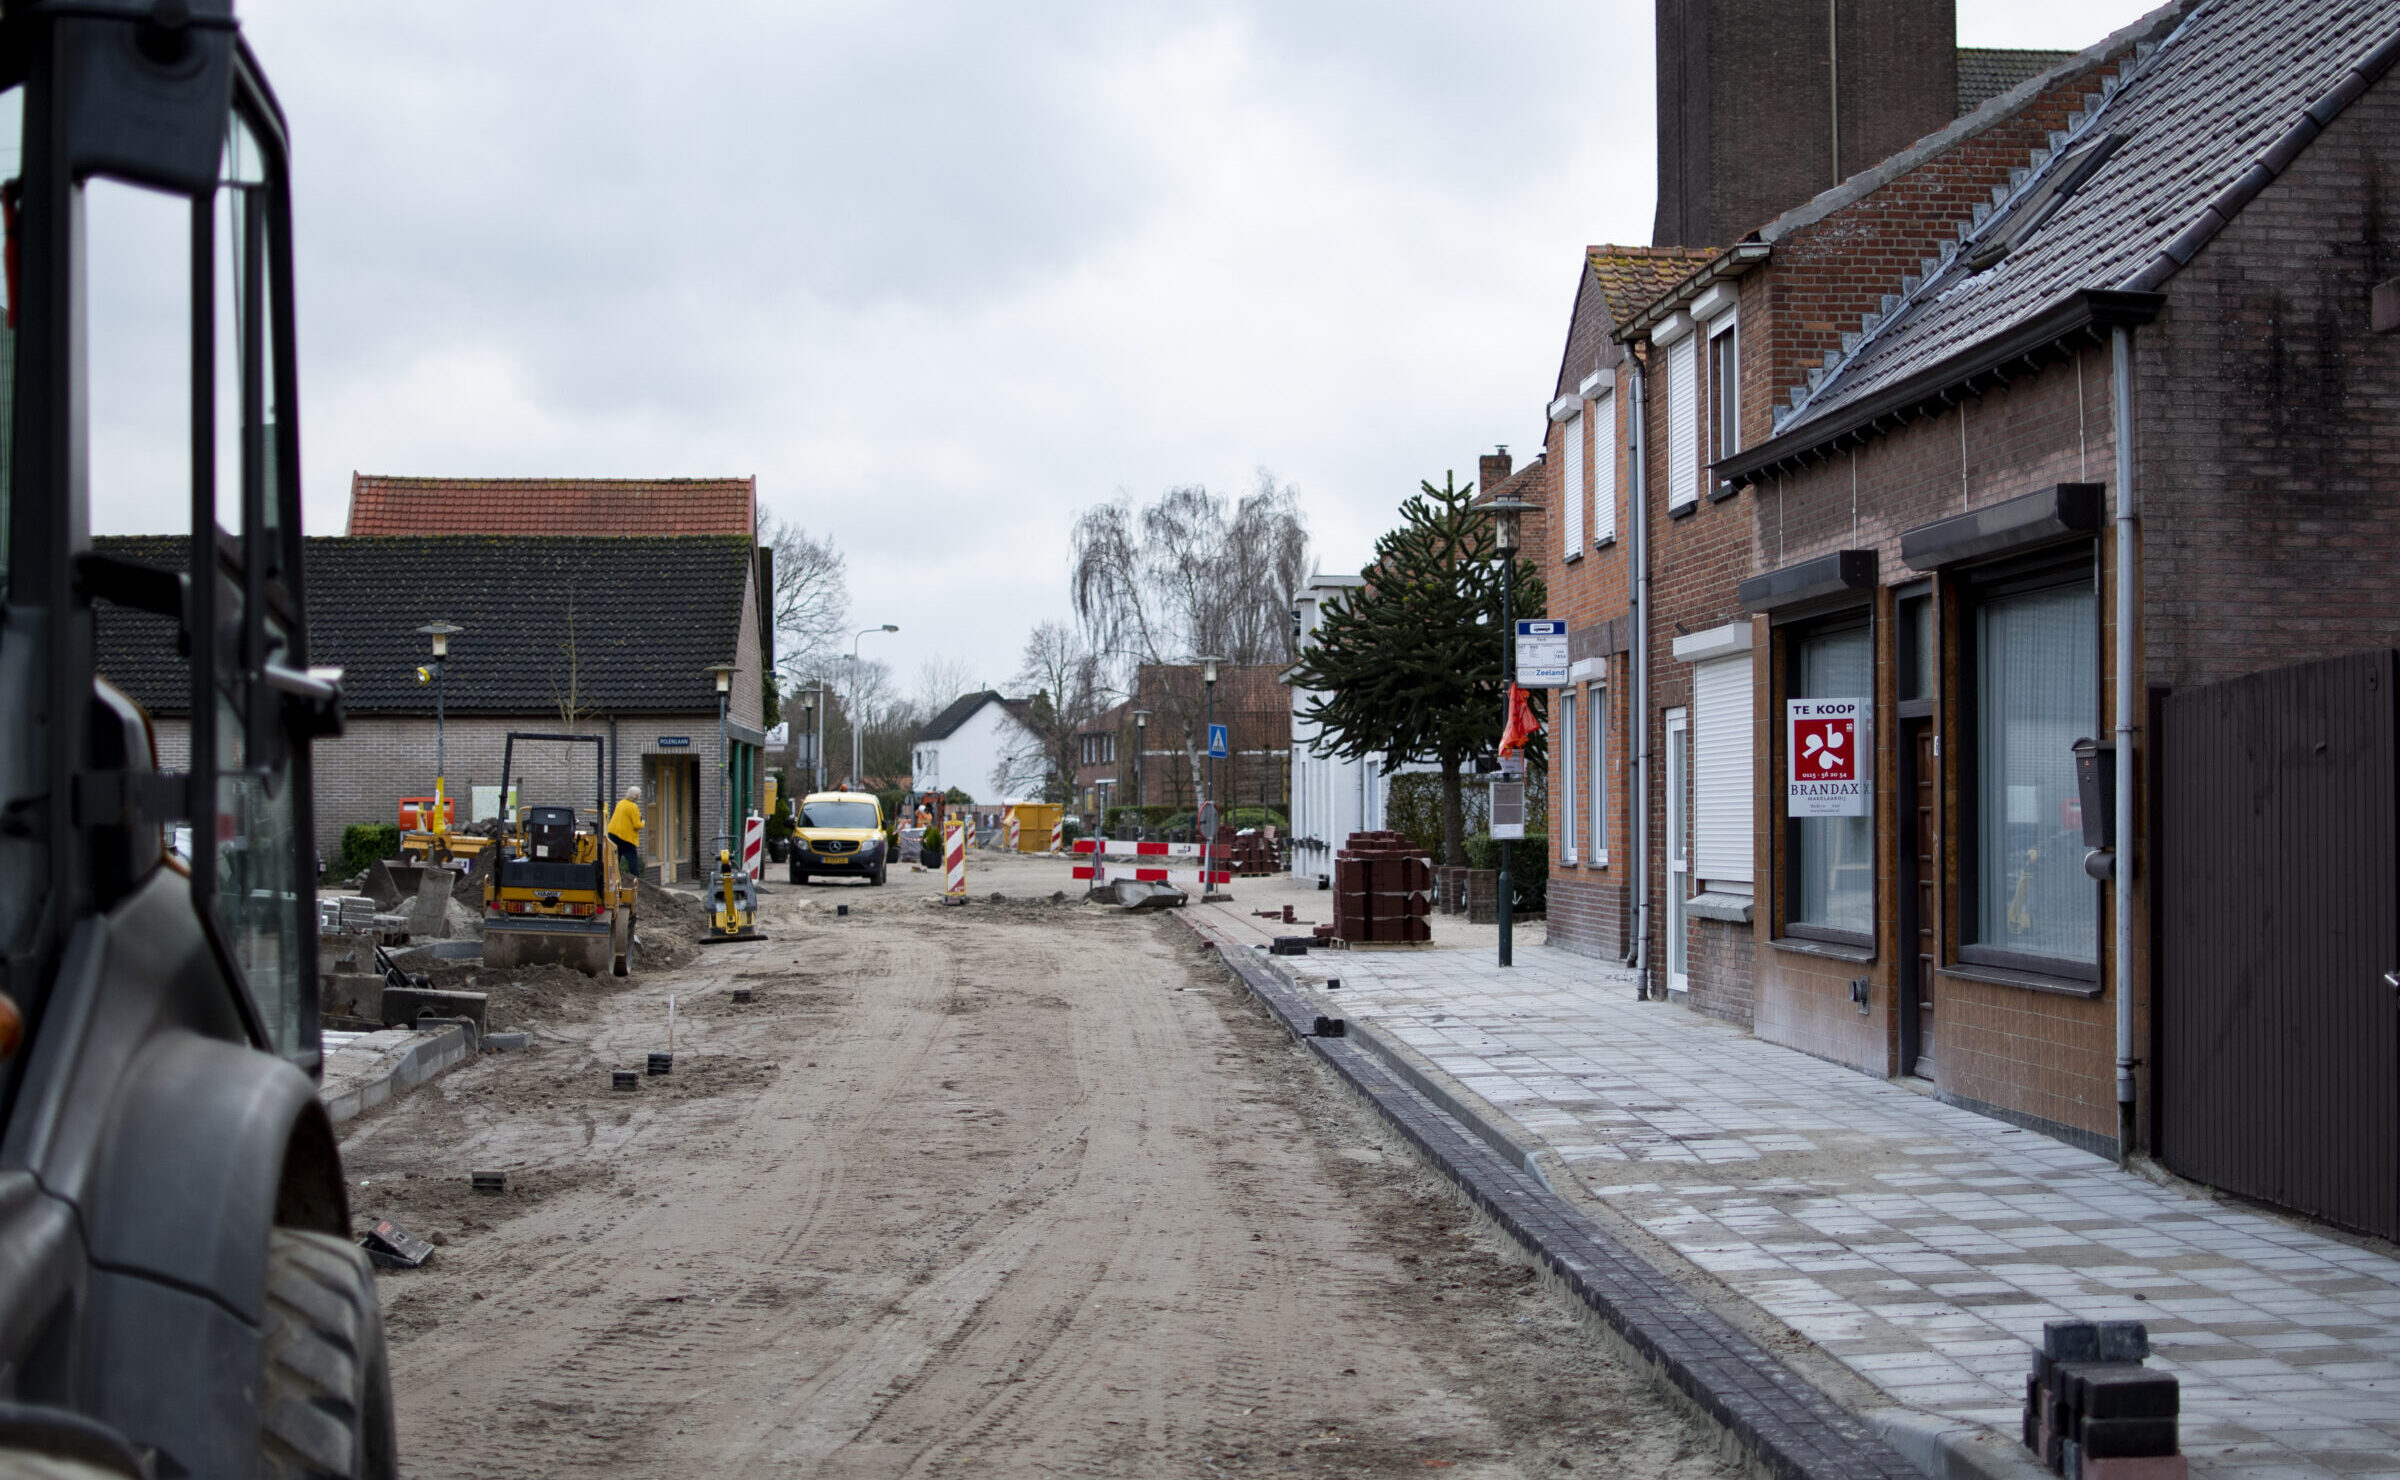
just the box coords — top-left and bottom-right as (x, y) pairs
(1288, 472), (1544, 865)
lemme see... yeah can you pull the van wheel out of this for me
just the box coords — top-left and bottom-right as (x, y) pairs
(259, 1229), (396, 1480)
(791, 867), (809, 886)
(871, 859), (887, 887)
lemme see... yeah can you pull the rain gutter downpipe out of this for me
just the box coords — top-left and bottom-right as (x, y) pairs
(1629, 352), (1653, 998)
(2111, 324), (2138, 1167)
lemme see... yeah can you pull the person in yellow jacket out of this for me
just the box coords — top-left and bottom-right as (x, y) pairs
(608, 785), (644, 947)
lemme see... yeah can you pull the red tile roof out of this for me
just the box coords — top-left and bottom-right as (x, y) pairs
(345, 475), (757, 537)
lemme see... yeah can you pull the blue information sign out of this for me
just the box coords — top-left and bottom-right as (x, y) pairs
(1207, 723), (1230, 759)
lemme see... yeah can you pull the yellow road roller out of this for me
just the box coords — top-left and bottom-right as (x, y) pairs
(481, 732), (636, 976)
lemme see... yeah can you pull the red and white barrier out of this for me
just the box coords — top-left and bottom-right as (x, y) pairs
(741, 813), (764, 878)
(1072, 836), (1228, 888)
(1004, 810), (1021, 852)
(1070, 839), (1207, 858)
(944, 819), (967, 899)
(1049, 818), (1065, 854)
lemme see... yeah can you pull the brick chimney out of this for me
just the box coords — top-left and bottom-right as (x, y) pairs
(1654, 0), (1958, 248)
(1479, 447), (1513, 497)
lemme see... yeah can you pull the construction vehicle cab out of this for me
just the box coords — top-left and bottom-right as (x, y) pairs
(481, 732), (635, 978)
(788, 790), (888, 887)
(0, 3), (396, 1476)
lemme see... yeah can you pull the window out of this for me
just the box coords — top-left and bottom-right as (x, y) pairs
(1561, 406), (1585, 559)
(1668, 334), (1700, 508)
(1591, 391), (1618, 544)
(1559, 692), (1578, 863)
(1963, 559), (2098, 976)
(1589, 679), (1609, 864)
(1900, 591), (1933, 703)
(1787, 620), (1873, 942)
(1692, 654), (1753, 888)
(1708, 317), (1740, 469)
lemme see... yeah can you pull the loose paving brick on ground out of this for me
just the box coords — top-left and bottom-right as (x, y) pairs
(1193, 876), (2400, 1480)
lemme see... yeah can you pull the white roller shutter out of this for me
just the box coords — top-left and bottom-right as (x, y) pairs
(1591, 391), (1617, 544)
(1668, 334), (1699, 509)
(1692, 654), (1752, 884)
(1561, 408), (1584, 558)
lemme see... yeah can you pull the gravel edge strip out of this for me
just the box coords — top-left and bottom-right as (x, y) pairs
(1187, 927), (1927, 1480)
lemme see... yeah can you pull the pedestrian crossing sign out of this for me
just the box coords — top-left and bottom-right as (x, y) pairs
(1207, 724), (1229, 759)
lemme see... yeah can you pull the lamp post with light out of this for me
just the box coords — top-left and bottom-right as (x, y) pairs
(799, 689), (819, 796)
(1480, 497), (1538, 969)
(1198, 656), (1223, 830)
(1131, 709), (1151, 838)
(850, 624), (898, 788)
(415, 621), (464, 826)
(706, 662), (736, 855)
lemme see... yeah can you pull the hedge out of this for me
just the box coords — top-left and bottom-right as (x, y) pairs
(332, 822), (399, 882)
(1464, 832), (1547, 915)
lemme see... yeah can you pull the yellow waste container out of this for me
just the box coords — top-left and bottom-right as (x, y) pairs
(1008, 803), (1063, 852)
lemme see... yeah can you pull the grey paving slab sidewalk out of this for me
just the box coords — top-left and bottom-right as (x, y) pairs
(1194, 880), (2400, 1480)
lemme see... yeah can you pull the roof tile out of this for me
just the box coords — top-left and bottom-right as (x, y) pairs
(346, 475), (757, 537)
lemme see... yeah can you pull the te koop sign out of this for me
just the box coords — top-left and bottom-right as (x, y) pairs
(1787, 699), (1871, 817)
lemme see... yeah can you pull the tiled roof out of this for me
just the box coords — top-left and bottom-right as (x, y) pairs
(1588, 246), (1722, 328)
(345, 475), (757, 536)
(916, 691), (1010, 742)
(1781, 0), (2400, 438)
(93, 535), (758, 717)
(1957, 48), (2076, 114)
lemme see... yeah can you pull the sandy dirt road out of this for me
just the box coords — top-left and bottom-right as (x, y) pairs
(343, 854), (1738, 1478)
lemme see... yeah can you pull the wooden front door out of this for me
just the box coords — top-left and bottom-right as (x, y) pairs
(1900, 721), (1936, 1077)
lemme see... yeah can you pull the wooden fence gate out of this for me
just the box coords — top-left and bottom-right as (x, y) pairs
(2158, 649), (2400, 1239)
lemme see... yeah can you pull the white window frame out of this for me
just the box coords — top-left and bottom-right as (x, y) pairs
(1559, 691), (1578, 864)
(1562, 406), (1585, 560)
(1591, 389), (1618, 546)
(1667, 333), (1700, 509)
(1709, 313), (1740, 471)
(1589, 678), (1609, 865)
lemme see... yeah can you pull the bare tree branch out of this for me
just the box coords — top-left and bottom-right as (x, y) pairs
(758, 513), (851, 690)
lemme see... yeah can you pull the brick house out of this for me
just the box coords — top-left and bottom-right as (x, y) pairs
(1713, 0), (2400, 1170)
(1114, 663), (1292, 820)
(94, 534), (773, 884)
(1535, 248), (1716, 965)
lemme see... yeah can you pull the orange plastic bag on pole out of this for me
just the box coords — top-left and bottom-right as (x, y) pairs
(1497, 683), (1541, 762)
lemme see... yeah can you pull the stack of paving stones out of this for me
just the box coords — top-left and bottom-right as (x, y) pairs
(1332, 831), (1431, 943)
(2025, 1320), (2182, 1480)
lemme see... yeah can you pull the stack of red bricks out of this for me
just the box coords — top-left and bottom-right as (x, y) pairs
(2025, 1320), (2183, 1480)
(1333, 831), (1431, 943)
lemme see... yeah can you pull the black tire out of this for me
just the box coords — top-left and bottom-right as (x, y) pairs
(870, 858), (887, 887)
(259, 1229), (396, 1480)
(791, 867), (809, 886)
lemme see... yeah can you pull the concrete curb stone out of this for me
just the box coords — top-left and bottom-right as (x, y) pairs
(321, 1023), (474, 1125)
(1186, 916), (1989, 1480)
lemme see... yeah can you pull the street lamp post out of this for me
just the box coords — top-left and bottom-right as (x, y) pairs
(707, 663), (736, 856)
(1199, 656), (1223, 830)
(1132, 709), (1151, 839)
(1481, 498), (1538, 970)
(416, 621), (464, 826)
(800, 690), (819, 795)
(850, 624), (899, 788)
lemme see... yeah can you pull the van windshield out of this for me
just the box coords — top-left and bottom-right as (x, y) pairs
(800, 801), (878, 830)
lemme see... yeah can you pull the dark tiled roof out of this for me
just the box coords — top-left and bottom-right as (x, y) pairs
(916, 690), (1009, 742)
(1557, 247), (1722, 398)
(93, 534), (757, 717)
(1957, 48), (2076, 114)
(346, 475), (756, 536)
(1785, 0), (2400, 436)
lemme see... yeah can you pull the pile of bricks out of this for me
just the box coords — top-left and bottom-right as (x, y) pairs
(1333, 831), (1431, 943)
(2025, 1320), (2182, 1480)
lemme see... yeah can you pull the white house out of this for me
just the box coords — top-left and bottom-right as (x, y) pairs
(912, 691), (1042, 804)
(1284, 571), (1426, 884)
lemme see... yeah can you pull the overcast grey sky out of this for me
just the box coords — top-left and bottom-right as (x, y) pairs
(94, 0), (2162, 693)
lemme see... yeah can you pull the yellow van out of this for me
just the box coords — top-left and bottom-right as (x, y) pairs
(789, 790), (887, 886)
